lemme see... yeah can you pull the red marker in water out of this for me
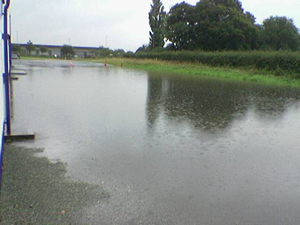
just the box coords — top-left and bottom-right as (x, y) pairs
(69, 61), (73, 67)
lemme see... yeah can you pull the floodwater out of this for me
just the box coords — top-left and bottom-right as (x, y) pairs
(11, 59), (300, 224)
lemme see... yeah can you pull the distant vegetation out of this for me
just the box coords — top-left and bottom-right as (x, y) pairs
(90, 46), (126, 58)
(12, 42), (129, 59)
(131, 0), (300, 76)
(145, 0), (300, 52)
(61, 45), (76, 58)
(25, 40), (35, 56)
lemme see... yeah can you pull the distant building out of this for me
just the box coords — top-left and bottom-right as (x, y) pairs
(12, 44), (99, 58)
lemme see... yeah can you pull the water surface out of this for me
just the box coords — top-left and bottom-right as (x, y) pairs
(12, 59), (300, 224)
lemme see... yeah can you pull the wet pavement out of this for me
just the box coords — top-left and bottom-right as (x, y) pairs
(1, 144), (109, 224)
(2, 59), (300, 224)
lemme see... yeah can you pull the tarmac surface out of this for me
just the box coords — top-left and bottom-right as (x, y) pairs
(0, 144), (109, 224)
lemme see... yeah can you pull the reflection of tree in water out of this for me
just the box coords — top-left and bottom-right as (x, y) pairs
(146, 74), (300, 131)
(251, 86), (299, 117)
(146, 76), (163, 128)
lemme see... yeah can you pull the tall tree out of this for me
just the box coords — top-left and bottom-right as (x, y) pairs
(149, 0), (166, 49)
(193, 0), (259, 51)
(25, 40), (35, 56)
(261, 16), (300, 51)
(166, 2), (196, 50)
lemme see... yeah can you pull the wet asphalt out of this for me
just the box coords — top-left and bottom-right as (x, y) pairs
(0, 144), (109, 224)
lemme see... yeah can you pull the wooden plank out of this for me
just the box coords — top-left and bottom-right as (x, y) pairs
(11, 70), (27, 75)
(4, 134), (35, 142)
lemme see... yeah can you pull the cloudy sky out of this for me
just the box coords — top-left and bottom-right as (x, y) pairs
(10, 0), (300, 52)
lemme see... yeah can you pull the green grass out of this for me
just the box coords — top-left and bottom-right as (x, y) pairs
(19, 55), (55, 60)
(101, 58), (300, 87)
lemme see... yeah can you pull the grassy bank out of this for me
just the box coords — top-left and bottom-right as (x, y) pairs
(18, 56), (54, 60)
(102, 58), (300, 87)
(127, 51), (300, 76)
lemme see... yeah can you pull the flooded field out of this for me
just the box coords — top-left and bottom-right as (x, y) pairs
(10, 59), (300, 224)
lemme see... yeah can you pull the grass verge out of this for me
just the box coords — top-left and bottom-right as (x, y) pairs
(100, 58), (300, 87)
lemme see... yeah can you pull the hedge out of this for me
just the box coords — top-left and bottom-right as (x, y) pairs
(124, 51), (300, 75)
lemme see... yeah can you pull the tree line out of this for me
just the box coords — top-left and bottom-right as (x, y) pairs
(12, 42), (127, 58)
(59, 45), (126, 58)
(144, 0), (300, 52)
(12, 41), (48, 56)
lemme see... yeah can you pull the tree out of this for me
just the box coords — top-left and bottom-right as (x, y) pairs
(61, 45), (75, 58)
(40, 46), (48, 56)
(114, 49), (126, 57)
(136, 44), (150, 53)
(98, 46), (113, 57)
(12, 45), (21, 55)
(25, 40), (35, 56)
(90, 49), (100, 58)
(193, 0), (259, 51)
(261, 16), (300, 51)
(149, 0), (166, 49)
(166, 2), (196, 50)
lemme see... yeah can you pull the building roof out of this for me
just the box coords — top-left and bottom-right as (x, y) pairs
(12, 43), (99, 51)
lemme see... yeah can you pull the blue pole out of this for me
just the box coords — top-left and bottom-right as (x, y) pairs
(9, 35), (12, 70)
(0, 130), (4, 189)
(3, 0), (11, 135)
(0, 0), (11, 190)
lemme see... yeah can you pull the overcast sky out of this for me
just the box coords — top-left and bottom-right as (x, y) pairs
(10, 0), (300, 52)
